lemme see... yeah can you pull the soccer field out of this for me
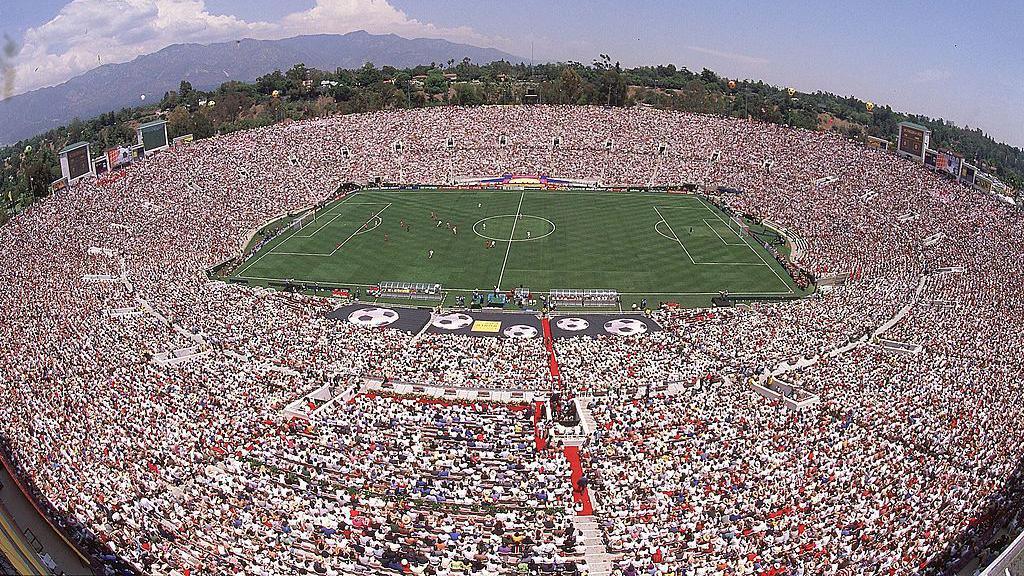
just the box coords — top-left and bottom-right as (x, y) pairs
(231, 188), (807, 308)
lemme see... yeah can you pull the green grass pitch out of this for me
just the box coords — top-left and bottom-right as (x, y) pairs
(231, 188), (808, 308)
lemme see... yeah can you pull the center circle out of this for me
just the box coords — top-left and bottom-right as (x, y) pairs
(472, 215), (555, 242)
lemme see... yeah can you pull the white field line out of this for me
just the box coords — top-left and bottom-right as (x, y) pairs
(703, 219), (747, 246)
(697, 197), (793, 293)
(326, 204), (391, 256)
(245, 193), (361, 274)
(652, 205), (697, 265)
(696, 199), (747, 243)
(231, 274), (796, 296)
(237, 189), (793, 293)
(294, 201), (388, 238)
(234, 203), (328, 277)
(360, 188), (713, 200)
(496, 192), (525, 290)
(353, 217), (383, 235)
(267, 204), (391, 258)
(293, 211), (348, 238)
(654, 220), (678, 242)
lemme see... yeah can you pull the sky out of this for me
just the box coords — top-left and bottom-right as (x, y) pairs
(0, 0), (1022, 147)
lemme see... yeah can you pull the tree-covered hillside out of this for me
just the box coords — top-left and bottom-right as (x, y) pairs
(2, 58), (1020, 222)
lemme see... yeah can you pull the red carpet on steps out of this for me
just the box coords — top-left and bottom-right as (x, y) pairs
(541, 318), (560, 381)
(563, 446), (594, 515)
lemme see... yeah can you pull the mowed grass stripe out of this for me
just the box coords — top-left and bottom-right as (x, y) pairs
(235, 188), (803, 303)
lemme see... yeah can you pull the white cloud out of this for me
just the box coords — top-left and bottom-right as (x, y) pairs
(278, 0), (511, 52)
(8, 0), (507, 97)
(12, 0), (272, 96)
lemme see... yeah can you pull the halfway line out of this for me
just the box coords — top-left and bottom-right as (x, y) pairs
(496, 192), (525, 290)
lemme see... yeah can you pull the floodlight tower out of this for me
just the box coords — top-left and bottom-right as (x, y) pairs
(393, 140), (405, 183)
(548, 135), (561, 175)
(703, 150), (721, 187)
(649, 142), (668, 187)
(600, 139), (613, 186)
(445, 136), (456, 185)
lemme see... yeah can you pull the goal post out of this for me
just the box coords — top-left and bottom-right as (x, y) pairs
(290, 211), (315, 232)
(729, 213), (751, 238)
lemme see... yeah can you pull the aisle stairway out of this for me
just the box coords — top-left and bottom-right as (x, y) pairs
(566, 396), (619, 575)
(562, 446), (594, 515)
(574, 396), (598, 437)
(541, 317), (561, 383)
(573, 516), (617, 576)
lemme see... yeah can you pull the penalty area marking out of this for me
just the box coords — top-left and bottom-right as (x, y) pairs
(294, 201), (390, 239)
(652, 210), (778, 267)
(354, 216), (382, 235)
(473, 214), (556, 242)
(703, 219), (747, 246)
(652, 205), (696, 265)
(267, 204), (391, 258)
(654, 220), (678, 242)
(695, 196), (793, 293)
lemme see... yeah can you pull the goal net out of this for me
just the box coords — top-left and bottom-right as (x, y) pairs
(290, 211), (315, 232)
(730, 214), (751, 237)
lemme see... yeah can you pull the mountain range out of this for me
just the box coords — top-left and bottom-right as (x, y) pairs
(0, 31), (521, 145)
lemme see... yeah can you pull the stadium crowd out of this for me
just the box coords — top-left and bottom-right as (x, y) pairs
(0, 105), (1021, 575)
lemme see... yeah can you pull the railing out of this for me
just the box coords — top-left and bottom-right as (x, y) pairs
(981, 528), (1024, 576)
(0, 438), (139, 574)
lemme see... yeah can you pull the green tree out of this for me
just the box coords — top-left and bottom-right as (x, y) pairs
(559, 67), (583, 104)
(424, 70), (447, 96)
(165, 106), (193, 139)
(356, 62), (382, 87)
(256, 70), (290, 96)
(454, 83), (482, 105)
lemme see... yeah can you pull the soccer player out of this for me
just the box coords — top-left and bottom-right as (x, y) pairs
(527, 230), (531, 238)
(452, 226), (457, 236)
(384, 233), (389, 243)
(428, 249), (434, 259)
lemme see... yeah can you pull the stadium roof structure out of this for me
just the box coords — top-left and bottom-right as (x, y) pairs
(898, 121), (930, 132)
(137, 119), (167, 131)
(57, 141), (88, 154)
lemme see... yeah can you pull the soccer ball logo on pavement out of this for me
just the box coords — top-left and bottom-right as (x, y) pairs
(503, 325), (539, 339)
(555, 317), (590, 332)
(603, 318), (649, 336)
(431, 312), (475, 330)
(348, 307), (400, 327)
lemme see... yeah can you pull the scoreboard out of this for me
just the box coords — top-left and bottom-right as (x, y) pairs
(58, 142), (94, 184)
(137, 119), (169, 156)
(66, 146), (91, 180)
(899, 127), (924, 157)
(897, 122), (930, 163)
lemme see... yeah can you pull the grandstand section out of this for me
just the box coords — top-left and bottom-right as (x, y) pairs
(0, 105), (1022, 576)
